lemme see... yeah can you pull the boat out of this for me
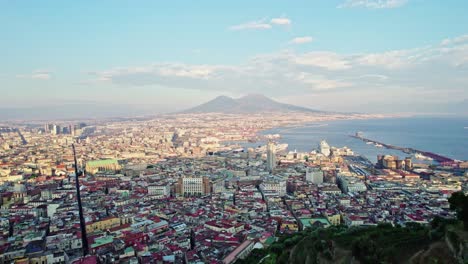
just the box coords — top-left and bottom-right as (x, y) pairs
(366, 142), (373, 145)
(264, 134), (281, 139)
(275, 143), (289, 152)
(414, 153), (434, 161)
(374, 143), (383, 148)
(255, 143), (288, 152)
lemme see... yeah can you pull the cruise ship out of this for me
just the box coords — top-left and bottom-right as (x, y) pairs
(255, 143), (288, 152)
(414, 153), (434, 161)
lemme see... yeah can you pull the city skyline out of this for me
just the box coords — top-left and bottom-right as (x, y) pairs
(1, 0), (468, 117)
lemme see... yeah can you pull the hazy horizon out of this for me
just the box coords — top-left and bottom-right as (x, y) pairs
(1, 0), (468, 118)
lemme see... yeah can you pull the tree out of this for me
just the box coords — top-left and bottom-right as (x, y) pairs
(448, 191), (468, 230)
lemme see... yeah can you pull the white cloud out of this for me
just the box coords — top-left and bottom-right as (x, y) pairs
(229, 17), (291, 31)
(88, 34), (468, 104)
(293, 52), (351, 70)
(229, 20), (272, 30)
(290, 36), (314, 44)
(294, 73), (352, 90)
(356, 50), (412, 69)
(270, 17), (291, 25)
(17, 70), (52, 80)
(441, 34), (468, 46)
(357, 74), (389, 80)
(338, 0), (408, 9)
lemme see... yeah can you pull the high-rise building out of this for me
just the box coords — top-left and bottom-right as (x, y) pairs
(44, 123), (54, 133)
(52, 124), (61, 135)
(306, 167), (324, 185)
(320, 140), (331, 157)
(266, 142), (276, 172)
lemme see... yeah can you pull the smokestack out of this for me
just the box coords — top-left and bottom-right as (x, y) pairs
(73, 144), (89, 256)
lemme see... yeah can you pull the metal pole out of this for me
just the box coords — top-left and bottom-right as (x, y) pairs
(72, 144), (89, 256)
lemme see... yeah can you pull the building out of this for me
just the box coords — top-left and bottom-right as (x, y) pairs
(222, 240), (256, 264)
(85, 159), (121, 174)
(52, 124), (61, 135)
(324, 211), (341, 226)
(320, 140), (331, 157)
(306, 167), (323, 185)
(266, 142), (276, 172)
(176, 176), (211, 196)
(377, 155), (412, 170)
(259, 178), (287, 197)
(147, 184), (170, 197)
(337, 176), (367, 193)
(405, 157), (413, 170)
(86, 217), (121, 234)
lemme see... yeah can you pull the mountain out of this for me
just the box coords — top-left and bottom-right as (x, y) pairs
(180, 94), (323, 114)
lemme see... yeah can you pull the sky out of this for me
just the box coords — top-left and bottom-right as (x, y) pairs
(1, 0), (468, 116)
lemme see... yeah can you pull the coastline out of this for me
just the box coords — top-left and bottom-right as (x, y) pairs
(241, 115), (468, 162)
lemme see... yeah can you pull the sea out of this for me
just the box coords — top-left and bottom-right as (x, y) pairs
(248, 117), (468, 163)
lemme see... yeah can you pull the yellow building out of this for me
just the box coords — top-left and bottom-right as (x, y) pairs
(28, 256), (47, 264)
(280, 221), (299, 232)
(86, 216), (121, 233)
(326, 214), (341, 226)
(85, 159), (121, 174)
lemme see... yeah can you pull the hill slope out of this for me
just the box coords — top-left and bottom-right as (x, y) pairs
(236, 219), (467, 264)
(180, 94), (323, 114)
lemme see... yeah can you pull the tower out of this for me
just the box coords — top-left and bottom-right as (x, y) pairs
(320, 140), (331, 157)
(266, 142), (276, 172)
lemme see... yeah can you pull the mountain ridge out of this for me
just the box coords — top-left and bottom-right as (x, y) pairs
(180, 94), (323, 114)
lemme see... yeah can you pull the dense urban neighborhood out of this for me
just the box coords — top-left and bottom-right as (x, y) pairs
(0, 113), (467, 264)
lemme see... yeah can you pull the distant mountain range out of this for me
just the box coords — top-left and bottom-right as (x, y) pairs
(180, 94), (323, 114)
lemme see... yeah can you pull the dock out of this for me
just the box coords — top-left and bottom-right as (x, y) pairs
(350, 135), (455, 164)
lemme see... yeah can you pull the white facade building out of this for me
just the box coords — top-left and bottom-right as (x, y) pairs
(306, 167), (324, 184)
(182, 177), (204, 195)
(320, 140), (331, 157)
(148, 184), (170, 197)
(266, 142), (276, 172)
(259, 179), (286, 197)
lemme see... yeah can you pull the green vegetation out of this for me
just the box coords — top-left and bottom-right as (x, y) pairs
(236, 218), (464, 264)
(448, 191), (468, 230)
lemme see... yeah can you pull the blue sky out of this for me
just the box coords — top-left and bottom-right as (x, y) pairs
(1, 0), (468, 114)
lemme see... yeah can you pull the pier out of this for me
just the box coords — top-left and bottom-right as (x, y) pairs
(350, 135), (455, 164)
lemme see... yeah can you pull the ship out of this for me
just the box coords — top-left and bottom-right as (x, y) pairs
(255, 143), (288, 152)
(276, 143), (289, 152)
(264, 134), (281, 139)
(414, 152), (434, 161)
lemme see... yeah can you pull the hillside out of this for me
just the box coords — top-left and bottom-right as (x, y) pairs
(180, 94), (324, 114)
(236, 218), (468, 264)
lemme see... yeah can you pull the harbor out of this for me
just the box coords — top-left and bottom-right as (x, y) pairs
(350, 133), (455, 164)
